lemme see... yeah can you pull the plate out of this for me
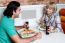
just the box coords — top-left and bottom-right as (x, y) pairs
(20, 30), (37, 38)
(21, 33), (36, 38)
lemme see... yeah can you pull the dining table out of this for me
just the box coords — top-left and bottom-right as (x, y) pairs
(17, 27), (65, 43)
(31, 32), (65, 43)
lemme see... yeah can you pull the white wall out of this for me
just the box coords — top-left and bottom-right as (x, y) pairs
(0, 4), (65, 27)
(0, 7), (5, 23)
(15, 5), (45, 26)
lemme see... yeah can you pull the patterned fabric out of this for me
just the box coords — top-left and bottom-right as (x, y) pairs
(42, 13), (63, 32)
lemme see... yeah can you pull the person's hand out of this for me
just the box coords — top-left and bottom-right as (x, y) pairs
(48, 26), (54, 32)
(48, 26), (57, 33)
(20, 33), (42, 43)
(33, 32), (42, 40)
(48, 27), (51, 33)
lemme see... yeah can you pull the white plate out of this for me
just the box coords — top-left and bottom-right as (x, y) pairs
(21, 33), (36, 38)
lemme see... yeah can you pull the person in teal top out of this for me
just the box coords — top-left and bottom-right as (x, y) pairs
(0, 1), (41, 43)
(0, 16), (17, 43)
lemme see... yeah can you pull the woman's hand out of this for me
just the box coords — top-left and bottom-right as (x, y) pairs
(48, 26), (54, 33)
(48, 26), (57, 33)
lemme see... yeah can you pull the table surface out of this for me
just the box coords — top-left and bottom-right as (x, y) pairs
(17, 29), (65, 43)
(31, 32), (65, 43)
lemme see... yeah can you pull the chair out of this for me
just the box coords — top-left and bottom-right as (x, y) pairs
(59, 8), (65, 34)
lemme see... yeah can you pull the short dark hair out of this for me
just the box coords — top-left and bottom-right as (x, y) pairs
(3, 1), (20, 18)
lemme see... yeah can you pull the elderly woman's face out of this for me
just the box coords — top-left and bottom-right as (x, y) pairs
(47, 8), (54, 15)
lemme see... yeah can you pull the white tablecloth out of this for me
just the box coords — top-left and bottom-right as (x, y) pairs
(31, 32), (65, 43)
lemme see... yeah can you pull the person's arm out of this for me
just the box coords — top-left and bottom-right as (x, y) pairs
(3, 21), (41, 43)
(11, 33), (41, 43)
(11, 35), (33, 43)
(55, 13), (63, 32)
(19, 33), (41, 43)
(11, 35), (21, 43)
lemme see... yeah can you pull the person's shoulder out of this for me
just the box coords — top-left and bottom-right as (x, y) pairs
(1, 16), (13, 25)
(2, 16), (8, 22)
(54, 12), (59, 16)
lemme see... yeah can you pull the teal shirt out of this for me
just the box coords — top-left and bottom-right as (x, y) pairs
(0, 16), (17, 43)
